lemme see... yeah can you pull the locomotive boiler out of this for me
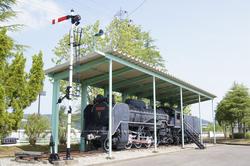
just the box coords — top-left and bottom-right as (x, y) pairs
(81, 95), (199, 152)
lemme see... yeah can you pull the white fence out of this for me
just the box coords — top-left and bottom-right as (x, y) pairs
(3, 129), (81, 145)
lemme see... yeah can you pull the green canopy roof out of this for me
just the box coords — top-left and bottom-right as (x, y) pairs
(46, 50), (216, 106)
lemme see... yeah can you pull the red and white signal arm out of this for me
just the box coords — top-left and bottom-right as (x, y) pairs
(52, 15), (70, 24)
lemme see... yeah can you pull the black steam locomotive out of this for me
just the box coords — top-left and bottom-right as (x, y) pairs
(82, 95), (200, 151)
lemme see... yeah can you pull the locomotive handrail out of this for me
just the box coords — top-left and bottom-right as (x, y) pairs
(183, 120), (200, 136)
(125, 121), (161, 126)
(129, 110), (169, 117)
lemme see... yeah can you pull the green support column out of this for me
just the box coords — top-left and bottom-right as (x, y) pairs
(180, 87), (184, 149)
(51, 79), (60, 153)
(108, 59), (113, 158)
(80, 83), (88, 152)
(198, 94), (203, 144)
(212, 99), (216, 144)
(153, 76), (157, 152)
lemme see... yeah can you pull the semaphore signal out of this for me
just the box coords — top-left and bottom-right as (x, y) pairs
(51, 13), (81, 25)
(49, 9), (81, 162)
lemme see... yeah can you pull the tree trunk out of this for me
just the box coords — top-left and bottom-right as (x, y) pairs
(231, 124), (234, 139)
(243, 122), (246, 138)
(224, 125), (227, 139)
(238, 120), (242, 133)
(238, 121), (240, 133)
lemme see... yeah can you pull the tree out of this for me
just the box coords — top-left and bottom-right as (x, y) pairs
(58, 106), (78, 144)
(183, 105), (192, 115)
(58, 106), (67, 145)
(0, 0), (16, 27)
(24, 114), (49, 145)
(53, 19), (165, 67)
(216, 83), (250, 138)
(0, 2), (45, 140)
(203, 123), (223, 132)
(105, 19), (165, 67)
(0, 0), (22, 31)
(52, 18), (166, 102)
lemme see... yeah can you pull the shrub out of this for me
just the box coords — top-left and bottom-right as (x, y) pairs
(24, 114), (49, 145)
(233, 133), (245, 139)
(245, 132), (250, 139)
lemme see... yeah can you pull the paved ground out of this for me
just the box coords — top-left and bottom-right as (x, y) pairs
(1, 144), (249, 166)
(101, 145), (250, 166)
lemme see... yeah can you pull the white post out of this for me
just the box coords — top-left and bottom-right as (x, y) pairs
(180, 87), (184, 148)
(212, 99), (216, 144)
(153, 76), (157, 152)
(198, 94), (203, 144)
(65, 9), (75, 160)
(108, 59), (113, 158)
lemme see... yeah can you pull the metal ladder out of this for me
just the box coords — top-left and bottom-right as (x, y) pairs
(184, 121), (205, 149)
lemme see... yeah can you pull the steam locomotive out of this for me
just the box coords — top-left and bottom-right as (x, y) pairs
(81, 95), (198, 151)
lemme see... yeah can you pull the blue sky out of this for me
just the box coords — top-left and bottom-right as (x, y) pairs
(9, 0), (250, 121)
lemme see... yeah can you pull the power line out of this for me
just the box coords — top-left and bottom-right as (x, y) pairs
(128, 0), (147, 17)
(70, 0), (113, 22)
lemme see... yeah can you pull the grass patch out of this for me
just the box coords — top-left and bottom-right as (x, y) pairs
(0, 146), (23, 158)
(217, 139), (250, 145)
(0, 144), (80, 158)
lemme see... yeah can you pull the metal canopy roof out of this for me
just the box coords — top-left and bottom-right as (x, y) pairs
(46, 50), (216, 106)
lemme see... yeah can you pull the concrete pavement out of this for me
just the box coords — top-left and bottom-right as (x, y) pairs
(101, 145), (250, 166)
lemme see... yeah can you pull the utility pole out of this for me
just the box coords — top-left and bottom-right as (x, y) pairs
(114, 8), (128, 21)
(38, 91), (46, 115)
(51, 9), (81, 160)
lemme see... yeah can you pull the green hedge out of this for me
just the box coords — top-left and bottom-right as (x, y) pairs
(233, 133), (245, 139)
(245, 133), (250, 139)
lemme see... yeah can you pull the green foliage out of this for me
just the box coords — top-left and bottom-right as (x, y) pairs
(203, 123), (223, 132)
(27, 51), (45, 102)
(53, 19), (166, 101)
(0, 0), (23, 31)
(58, 106), (79, 144)
(183, 105), (191, 115)
(53, 21), (101, 64)
(58, 106), (67, 145)
(245, 132), (250, 139)
(0, 29), (13, 59)
(0, 51), (45, 139)
(216, 83), (250, 137)
(24, 114), (49, 145)
(0, 3), (45, 140)
(53, 19), (165, 67)
(231, 133), (245, 139)
(105, 19), (164, 67)
(0, 0), (16, 23)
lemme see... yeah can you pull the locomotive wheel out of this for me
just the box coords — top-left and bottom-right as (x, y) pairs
(175, 136), (180, 145)
(125, 143), (132, 150)
(134, 143), (142, 149)
(144, 143), (152, 148)
(103, 138), (109, 152)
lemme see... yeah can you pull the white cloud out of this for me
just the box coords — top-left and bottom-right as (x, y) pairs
(13, 0), (66, 29)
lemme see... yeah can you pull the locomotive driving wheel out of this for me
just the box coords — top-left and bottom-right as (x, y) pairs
(103, 138), (109, 152)
(144, 137), (152, 148)
(134, 126), (143, 149)
(125, 134), (133, 150)
(125, 143), (133, 149)
(134, 142), (142, 149)
(143, 129), (152, 148)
